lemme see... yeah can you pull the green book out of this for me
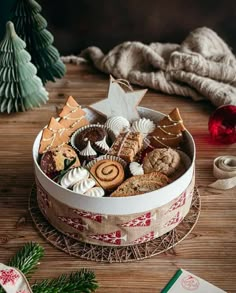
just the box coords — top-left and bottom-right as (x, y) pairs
(161, 269), (227, 293)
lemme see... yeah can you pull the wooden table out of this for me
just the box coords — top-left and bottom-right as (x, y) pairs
(0, 63), (236, 293)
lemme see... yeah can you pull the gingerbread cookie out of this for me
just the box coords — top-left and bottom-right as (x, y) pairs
(39, 117), (69, 154)
(143, 148), (183, 177)
(150, 108), (185, 148)
(59, 96), (89, 136)
(111, 172), (170, 197)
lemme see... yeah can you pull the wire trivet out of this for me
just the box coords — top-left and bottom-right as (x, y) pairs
(29, 185), (201, 263)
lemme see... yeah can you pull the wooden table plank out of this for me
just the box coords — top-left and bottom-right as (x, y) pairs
(0, 63), (235, 292)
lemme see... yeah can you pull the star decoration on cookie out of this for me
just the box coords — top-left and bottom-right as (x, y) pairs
(89, 75), (147, 122)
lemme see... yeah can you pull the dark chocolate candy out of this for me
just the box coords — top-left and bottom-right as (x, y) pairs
(74, 126), (107, 150)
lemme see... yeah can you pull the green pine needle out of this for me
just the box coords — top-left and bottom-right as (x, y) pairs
(31, 269), (99, 293)
(0, 242), (44, 293)
(8, 242), (44, 276)
(0, 242), (99, 293)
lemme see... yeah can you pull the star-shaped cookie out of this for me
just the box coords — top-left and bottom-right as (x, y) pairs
(89, 76), (147, 122)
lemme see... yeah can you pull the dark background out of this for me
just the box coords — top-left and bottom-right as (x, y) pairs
(0, 0), (236, 55)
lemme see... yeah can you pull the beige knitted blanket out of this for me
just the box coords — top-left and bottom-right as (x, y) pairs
(78, 27), (236, 107)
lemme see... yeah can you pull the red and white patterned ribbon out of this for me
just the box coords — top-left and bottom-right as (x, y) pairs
(0, 264), (33, 293)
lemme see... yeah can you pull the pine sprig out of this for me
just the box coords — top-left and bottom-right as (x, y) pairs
(8, 242), (44, 276)
(31, 269), (99, 293)
(0, 243), (98, 293)
(0, 242), (44, 293)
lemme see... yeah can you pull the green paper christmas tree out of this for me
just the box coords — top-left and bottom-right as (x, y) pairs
(0, 21), (48, 113)
(12, 0), (66, 85)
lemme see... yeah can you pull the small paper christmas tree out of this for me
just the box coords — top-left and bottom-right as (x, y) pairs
(12, 0), (66, 84)
(0, 21), (48, 113)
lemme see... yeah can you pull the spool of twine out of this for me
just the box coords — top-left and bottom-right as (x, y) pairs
(209, 155), (236, 189)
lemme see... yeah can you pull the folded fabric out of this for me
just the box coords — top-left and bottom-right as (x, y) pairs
(0, 263), (33, 293)
(79, 27), (236, 107)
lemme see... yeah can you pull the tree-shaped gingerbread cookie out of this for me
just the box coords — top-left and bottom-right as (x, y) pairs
(59, 96), (89, 136)
(149, 108), (185, 148)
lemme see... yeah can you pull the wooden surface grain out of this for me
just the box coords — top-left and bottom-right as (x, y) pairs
(0, 63), (236, 292)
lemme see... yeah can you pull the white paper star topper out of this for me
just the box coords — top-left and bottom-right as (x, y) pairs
(89, 75), (147, 122)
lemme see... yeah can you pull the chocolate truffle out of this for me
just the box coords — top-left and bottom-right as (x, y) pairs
(73, 125), (109, 151)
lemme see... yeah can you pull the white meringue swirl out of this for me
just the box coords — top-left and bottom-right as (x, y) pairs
(85, 187), (105, 197)
(60, 167), (89, 188)
(131, 118), (155, 137)
(129, 162), (144, 176)
(73, 178), (96, 194)
(105, 116), (130, 137)
(79, 141), (97, 157)
(94, 136), (110, 153)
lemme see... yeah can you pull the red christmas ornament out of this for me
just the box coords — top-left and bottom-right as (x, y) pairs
(208, 105), (236, 144)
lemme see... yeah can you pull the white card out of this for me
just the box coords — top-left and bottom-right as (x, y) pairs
(162, 269), (226, 293)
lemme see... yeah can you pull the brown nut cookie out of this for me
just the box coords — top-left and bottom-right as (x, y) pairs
(111, 172), (170, 197)
(143, 148), (182, 177)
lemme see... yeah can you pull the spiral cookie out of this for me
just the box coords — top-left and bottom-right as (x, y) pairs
(90, 159), (125, 190)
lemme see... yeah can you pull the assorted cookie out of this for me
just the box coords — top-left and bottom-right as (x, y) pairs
(108, 131), (143, 162)
(149, 108), (185, 148)
(90, 159), (125, 190)
(40, 144), (80, 179)
(59, 95), (89, 136)
(143, 148), (183, 177)
(39, 117), (69, 154)
(111, 172), (170, 197)
(38, 96), (191, 197)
